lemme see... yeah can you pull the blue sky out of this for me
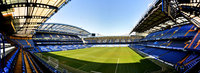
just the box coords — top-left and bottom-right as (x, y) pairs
(47, 0), (154, 36)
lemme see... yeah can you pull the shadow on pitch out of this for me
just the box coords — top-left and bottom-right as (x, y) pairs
(41, 52), (164, 73)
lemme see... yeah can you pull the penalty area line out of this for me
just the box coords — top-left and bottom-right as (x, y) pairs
(115, 58), (120, 73)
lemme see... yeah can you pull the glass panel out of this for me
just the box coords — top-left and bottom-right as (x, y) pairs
(48, 0), (56, 6)
(28, 7), (33, 16)
(41, 0), (49, 4)
(41, 19), (46, 23)
(18, 0), (26, 3)
(3, 0), (6, 4)
(31, 0), (37, 3)
(36, 0), (42, 3)
(38, 19), (43, 22)
(32, 7), (38, 16)
(40, 8), (49, 16)
(40, 24), (47, 30)
(53, 25), (58, 28)
(19, 19), (26, 23)
(35, 8), (44, 16)
(28, 0), (31, 3)
(30, 19), (37, 22)
(57, 0), (66, 7)
(36, 19), (43, 22)
(26, 19), (31, 23)
(48, 9), (55, 17)
(13, 8), (20, 16)
(6, 0), (11, 4)
(44, 9), (52, 16)
(54, 0), (61, 6)
(19, 7), (26, 16)
(17, 24), (23, 27)
(11, 0), (18, 4)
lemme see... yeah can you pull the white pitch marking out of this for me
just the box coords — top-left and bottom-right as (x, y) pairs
(115, 58), (120, 73)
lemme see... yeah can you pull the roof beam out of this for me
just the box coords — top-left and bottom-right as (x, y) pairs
(14, 16), (48, 19)
(2, 3), (58, 10)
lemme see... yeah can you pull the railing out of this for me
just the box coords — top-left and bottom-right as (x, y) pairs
(33, 38), (81, 41)
(181, 11), (200, 28)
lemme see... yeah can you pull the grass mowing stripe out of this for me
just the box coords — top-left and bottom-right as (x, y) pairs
(41, 47), (161, 73)
(115, 58), (120, 73)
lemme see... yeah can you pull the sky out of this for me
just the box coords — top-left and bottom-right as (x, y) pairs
(47, 0), (154, 36)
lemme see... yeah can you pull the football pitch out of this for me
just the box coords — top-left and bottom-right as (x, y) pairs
(41, 47), (161, 73)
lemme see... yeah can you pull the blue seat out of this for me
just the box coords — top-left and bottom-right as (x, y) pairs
(4, 49), (20, 73)
(160, 27), (180, 39)
(4, 67), (9, 73)
(150, 48), (170, 56)
(159, 51), (187, 64)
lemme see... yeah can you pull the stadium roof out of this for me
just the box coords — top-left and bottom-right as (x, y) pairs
(37, 23), (91, 36)
(0, 0), (70, 37)
(130, 0), (190, 34)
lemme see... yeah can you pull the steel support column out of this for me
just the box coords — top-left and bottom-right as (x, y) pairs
(0, 34), (1, 73)
(2, 35), (5, 69)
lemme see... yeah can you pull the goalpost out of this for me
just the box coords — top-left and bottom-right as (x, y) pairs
(47, 56), (59, 69)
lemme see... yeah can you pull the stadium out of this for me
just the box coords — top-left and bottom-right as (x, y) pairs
(0, 0), (200, 73)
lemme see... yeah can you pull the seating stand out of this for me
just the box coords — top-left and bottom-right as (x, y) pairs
(0, 34), (6, 73)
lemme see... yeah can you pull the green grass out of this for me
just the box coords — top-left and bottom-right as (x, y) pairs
(41, 47), (161, 73)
